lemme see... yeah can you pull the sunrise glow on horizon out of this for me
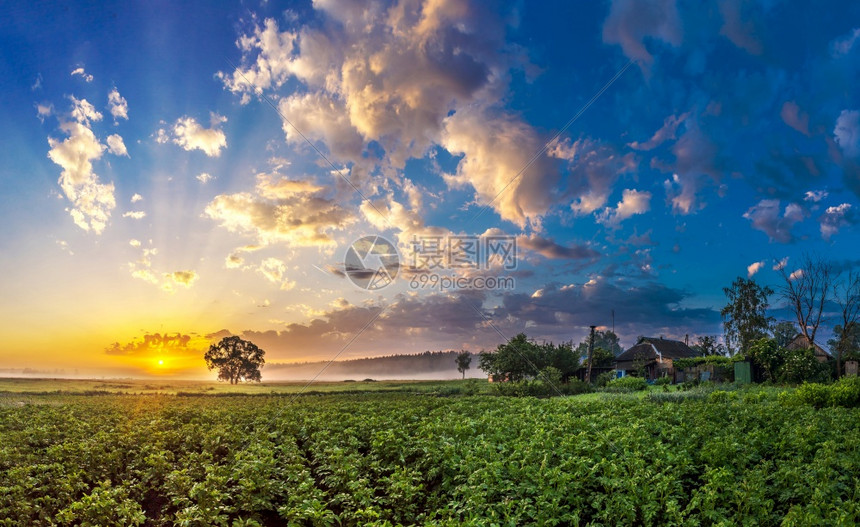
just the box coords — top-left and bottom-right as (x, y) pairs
(2, 1), (859, 379)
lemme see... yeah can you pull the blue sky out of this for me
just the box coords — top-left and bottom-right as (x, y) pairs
(1, 0), (859, 377)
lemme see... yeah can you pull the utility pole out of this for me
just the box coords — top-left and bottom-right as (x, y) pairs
(586, 325), (596, 383)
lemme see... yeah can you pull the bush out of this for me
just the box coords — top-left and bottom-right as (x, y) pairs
(593, 371), (616, 388)
(655, 376), (672, 386)
(604, 376), (648, 393)
(784, 377), (860, 408)
(779, 348), (831, 384)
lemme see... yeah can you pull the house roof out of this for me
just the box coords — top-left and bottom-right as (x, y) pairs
(615, 337), (700, 363)
(785, 334), (832, 358)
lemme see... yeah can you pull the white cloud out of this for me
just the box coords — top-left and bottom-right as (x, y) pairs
(36, 103), (52, 121)
(205, 173), (356, 247)
(107, 88), (128, 121)
(441, 108), (562, 228)
(123, 211), (146, 219)
(804, 190), (827, 202)
(597, 189), (651, 226)
(834, 109), (860, 157)
(196, 172), (214, 184)
(131, 194), (143, 203)
(789, 268), (804, 281)
(773, 257), (788, 271)
(47, 117), (114, 234)
(129, 239), (142, 248)
(69, 97), (102, 125)
(221, 3), (519, 173)
(106, 134), (128, 157)
(70, 67), (93, 82)
(155, 128), (169, 144)
(747, 261), (765, 277)
(258, 257), (296, 290)
(172, 114), (227, 157)
(819, 203), (856, 240)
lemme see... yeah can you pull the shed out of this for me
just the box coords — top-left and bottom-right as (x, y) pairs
(615, 337), (700, 380)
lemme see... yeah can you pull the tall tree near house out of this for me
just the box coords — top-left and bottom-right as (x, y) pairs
(692, 335), (726, 356)
(455, 350), (471, 379)
(771, 321), (798, 348)
(721, 277), (774, 356)
(779, 254), (835, 349)
(833, 269), (860, 377)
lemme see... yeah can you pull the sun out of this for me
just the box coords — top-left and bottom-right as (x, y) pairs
(157, 359), (164, 366)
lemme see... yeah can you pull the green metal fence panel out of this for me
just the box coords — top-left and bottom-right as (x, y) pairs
(735, 361), (752, 384)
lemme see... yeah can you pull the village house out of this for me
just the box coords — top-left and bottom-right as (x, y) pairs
(614, 336), (700, 380)
(785, 334), (833, 362)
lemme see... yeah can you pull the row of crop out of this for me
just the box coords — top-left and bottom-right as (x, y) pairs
(1, 392), (859, 525)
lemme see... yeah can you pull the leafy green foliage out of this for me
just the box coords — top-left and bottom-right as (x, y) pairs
(478, 333), (578, 382)
(721, 277), (774, 355)
(575, 330), (623, 358)
(604, 376), (648, 392)
(454, 350), (471, 379)
(782, 377), (860, 408)
(1, 390), (858, 525)
(691, 335), (726, 356)
(204, 337), (265, 385)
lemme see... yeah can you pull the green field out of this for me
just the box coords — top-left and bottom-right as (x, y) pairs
(0, 377), (491, 396)
(1, 382), (858, 526)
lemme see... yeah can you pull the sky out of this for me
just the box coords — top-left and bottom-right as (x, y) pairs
(1, 0), (859, 379)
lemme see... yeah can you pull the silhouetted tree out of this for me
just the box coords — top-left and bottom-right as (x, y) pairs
(692, 335), (726, 356)
(721, 277), (774, 356)
(575, 330), (622, 359)
(779, 254), (834, 349)
(204, 336), (265, 384)
(455, 350), (471, 379)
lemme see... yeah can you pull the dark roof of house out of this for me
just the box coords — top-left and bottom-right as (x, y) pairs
(615, 337), (700, 363)
(786, 334), (832, 358)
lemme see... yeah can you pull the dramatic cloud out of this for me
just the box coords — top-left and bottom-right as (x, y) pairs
(655, 117), (723, 214)
(70, 67), (93, 82)
(747, 261), (765, 277)
(172, 114), (227, 157)
(556, 138), (637, 217)
(105, 332), (195, 356)
(602, 0), (682, 66)
(205, 172), (356, 247)
(106, 134), (128, 157)
(819, 203), (856, 240)
(222, 3), (512, 168)
(598, 189), (652, 226)
(107, 88), (128, 120)
(743, 199), (805, 242)
(834, 109), (860, 157)
(517, 234), (600, 260)
(442, 108), (563, 228)
(46, 100), (115, 234)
